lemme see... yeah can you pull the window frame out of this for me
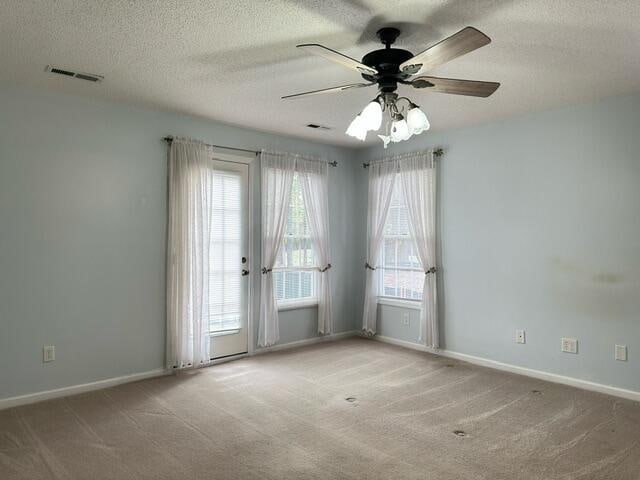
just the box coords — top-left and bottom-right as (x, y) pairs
(377, 174), (424, 303)
(273, 173), (318, 308)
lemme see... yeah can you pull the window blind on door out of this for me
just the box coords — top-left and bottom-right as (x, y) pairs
(207, 169), (243, 332)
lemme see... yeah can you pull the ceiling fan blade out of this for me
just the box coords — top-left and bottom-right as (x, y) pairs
(411, 76), (500, 97)
(399, 27), (491, 76)
(282, 82), (375, 100)
(297, 44), (378, 76)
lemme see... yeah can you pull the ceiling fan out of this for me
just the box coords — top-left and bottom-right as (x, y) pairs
(282, 26), (500, 147)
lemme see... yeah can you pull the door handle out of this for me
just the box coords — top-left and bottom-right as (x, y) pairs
(241, 269), (250, 276)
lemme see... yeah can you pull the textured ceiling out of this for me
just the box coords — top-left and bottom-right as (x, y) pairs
(2, 1), (640, 147)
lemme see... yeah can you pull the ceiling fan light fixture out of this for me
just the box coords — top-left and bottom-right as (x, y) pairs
(284, 26), (499, 147)
(406, 105), (430, 135)
(360, 98), (383, 131)
(346, 114), (367, 141)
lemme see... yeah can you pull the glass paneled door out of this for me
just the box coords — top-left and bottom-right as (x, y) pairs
(207, 158), (249, 359)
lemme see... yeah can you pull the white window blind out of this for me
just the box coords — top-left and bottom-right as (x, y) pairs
(274, 173), (316, 302)
(207, 169), (242, 332)
(379, 176), (423, 300)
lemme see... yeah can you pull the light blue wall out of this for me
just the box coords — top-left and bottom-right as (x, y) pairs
(2, 81), (638, 400)
(363, 92), (640, 392)
(0, 83), (360, 399)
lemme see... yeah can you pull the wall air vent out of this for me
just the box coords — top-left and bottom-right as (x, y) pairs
(45, 65), (104, 83)
(306, 124), (331, 131)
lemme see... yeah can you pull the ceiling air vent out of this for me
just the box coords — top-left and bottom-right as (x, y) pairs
(306, 123), (331, 130)
(45, 65), (104, 83)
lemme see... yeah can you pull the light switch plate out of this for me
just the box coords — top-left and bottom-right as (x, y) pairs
(615, 344), (627, 361)
(43, 345), (55, 363)
(561, 337), (578, 354)
(515, 330), (526, 344)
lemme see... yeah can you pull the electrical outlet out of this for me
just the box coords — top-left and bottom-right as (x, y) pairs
(515, 329), (526, 344)
(615, 344), (628, 361)
(402, 313), (410, 326)
(561, 337), (578, 354)
(43, 345), (55, 363)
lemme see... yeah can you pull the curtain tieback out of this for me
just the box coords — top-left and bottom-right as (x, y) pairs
(425, 267), (437, 275)
(261, 267), (273, 274)
(365, 262), (376, 271)
(318, 263), (332, 273)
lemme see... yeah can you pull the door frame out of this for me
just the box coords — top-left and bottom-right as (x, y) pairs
(207, 147), (258, 360)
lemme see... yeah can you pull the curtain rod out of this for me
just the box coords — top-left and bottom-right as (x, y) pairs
(163, 137), (338, 167)
(362, 147), (443, 168)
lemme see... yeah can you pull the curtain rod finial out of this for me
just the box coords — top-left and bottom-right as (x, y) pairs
(434, 147), (443, 157)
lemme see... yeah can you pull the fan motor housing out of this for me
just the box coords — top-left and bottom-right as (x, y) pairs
(361, 48), (414, 92)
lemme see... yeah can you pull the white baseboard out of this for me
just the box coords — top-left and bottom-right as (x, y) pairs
(0, 368), (169, 411)
(10, 331), (634, 410)
(369, 334), (438, 354)
(372, 335), (640, 403)
(253, 330), (358, 355)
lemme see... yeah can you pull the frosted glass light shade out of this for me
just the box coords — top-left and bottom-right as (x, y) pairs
(406, 106), (430, 135)
(346, 115), (367, 141)
(360, 101), (382, 131)
(390, 119), (410, 142)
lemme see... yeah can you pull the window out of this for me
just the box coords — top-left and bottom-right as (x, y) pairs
(378, 177), (423, 301)
(273, 173), (316, 303)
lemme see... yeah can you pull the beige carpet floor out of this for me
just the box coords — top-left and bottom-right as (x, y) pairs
(1, 337), (639, 480)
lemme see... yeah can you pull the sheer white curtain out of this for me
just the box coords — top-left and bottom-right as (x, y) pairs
(166, 138), (213, 369)
(258, 151), (295, 347)
(399, 151), (439, 348)
(362, 160), (397, 335)
(298, 158), (333, 335)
